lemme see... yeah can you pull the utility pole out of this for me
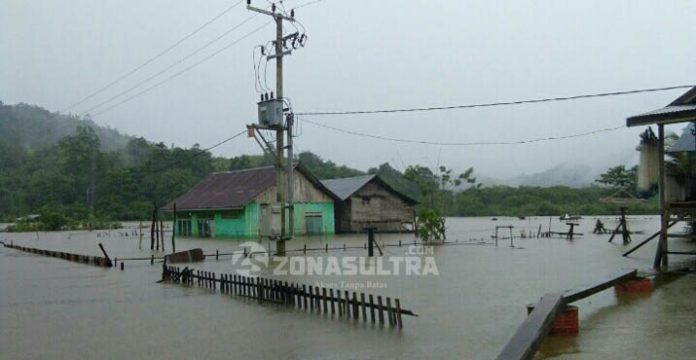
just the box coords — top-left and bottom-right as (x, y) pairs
(248, 1), (302, 256)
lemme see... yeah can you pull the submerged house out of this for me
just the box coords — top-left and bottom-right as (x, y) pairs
(321, 174), (418, 233)
(161, 165), (336, 238)
(625, 86), (696, 268)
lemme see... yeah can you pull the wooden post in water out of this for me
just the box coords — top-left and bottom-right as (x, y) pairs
(150, 209), (156, 250)
(139, 219), (143, 249)
(300, 284), (306, 308)
(361, 293), (367, 321)
(352, 292), (359, 320)
(369, 294), (375, 323)
(309, 286), (315, 311)
(386, 297), (394, 326)
(337, 290), (343, 317)
(330, 289), (336, 315)
(395, 299), (403, 328)
(322, 288), (328, 313)
(171, 203), (177, 253)
(368, 227), (375, 257)
(159, 219), (165, 251)
(377, 296), (384, 324)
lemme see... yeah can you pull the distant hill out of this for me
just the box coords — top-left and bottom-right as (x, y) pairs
(506, 163), (600, 188)
(0, 101), (132, 152)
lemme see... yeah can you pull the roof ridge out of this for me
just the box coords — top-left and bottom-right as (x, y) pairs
(210, 165), (275, 175)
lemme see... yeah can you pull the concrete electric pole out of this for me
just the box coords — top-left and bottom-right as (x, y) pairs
(248, 1), (304, 256)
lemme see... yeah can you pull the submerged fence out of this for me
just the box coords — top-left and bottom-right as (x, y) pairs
(162, 265), (417, 328)
(3, 242), (113, 267)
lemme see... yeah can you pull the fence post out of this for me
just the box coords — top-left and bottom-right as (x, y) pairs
(395, 299), (403, 328)
(377, 296), (384, 324)
(361, 293), (367, 321)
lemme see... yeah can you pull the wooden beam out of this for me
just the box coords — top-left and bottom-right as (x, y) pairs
(495, 293), (565, 360)
(623, 221), (677, 257)
(563, 270), (637, 303)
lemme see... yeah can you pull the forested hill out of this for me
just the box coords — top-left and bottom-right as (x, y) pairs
(0, 101), (132, 151)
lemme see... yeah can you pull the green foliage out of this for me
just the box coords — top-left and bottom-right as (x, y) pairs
(415, 208), (446, 242)
(229, 154), (273, 170)
(297, 151), (364, 179)
(368, 163), (420, 199)
(0, 101), (660, 225)
(595, 165), (638, 195)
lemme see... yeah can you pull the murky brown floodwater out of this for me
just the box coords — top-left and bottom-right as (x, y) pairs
(1, 216), (694, 359)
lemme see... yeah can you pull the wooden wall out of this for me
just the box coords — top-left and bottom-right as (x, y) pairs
(255, 170), (334, 204)
(338, 181), (415, 233)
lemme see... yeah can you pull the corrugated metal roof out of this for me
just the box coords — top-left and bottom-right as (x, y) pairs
(627, 86), (696, 127)
(321, 174), (419, 205)
(321, 175), (376, 201)
(162, 166), (277, 211)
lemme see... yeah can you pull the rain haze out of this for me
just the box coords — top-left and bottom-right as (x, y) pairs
(2, 0), (695, 181)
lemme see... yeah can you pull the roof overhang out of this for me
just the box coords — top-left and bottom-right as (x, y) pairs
(626, 105), (696, 127)
(626, 86), (696, 127)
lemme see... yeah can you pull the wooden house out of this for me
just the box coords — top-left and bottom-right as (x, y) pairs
(161, 165), (336, 238)
(321, 174), (418, 233)
(625, 86), (696, 268)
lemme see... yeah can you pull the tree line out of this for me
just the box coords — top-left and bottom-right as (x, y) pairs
(0, 102), (658, 229)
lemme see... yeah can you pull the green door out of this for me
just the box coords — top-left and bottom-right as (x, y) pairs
(305, 213), (323, 235)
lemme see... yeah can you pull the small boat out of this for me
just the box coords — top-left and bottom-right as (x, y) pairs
(559, 214), (582, 221)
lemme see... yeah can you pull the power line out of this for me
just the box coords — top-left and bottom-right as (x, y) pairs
(61, 1), (244, 113)
(300, 117), (626, 146)
(149, 130), (247, 175)
(83, 13), (261, 115)
(91, 20), (273, 116)
(296, 85), (695, 116)
(88, 0), (324, 117)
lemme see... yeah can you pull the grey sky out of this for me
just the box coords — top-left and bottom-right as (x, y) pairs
(2, 0), (695, 179)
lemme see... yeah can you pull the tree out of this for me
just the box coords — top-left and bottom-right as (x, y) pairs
(405, 165), (478, 242)
(595, 165), (638, 195)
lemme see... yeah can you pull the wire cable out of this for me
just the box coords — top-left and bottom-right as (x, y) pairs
(300, 118), (626, 146)
(61, 1), (244, 113)
(84, 13), (261, 115)
(149, 130), (247, 174)
(296, 84), (695, 116)
(91, 20), (273, 116)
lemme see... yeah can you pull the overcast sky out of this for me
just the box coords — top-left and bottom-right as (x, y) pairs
(2, 0), (695, 179)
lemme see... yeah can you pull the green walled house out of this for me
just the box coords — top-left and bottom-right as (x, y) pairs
(161, 165), (336, 238)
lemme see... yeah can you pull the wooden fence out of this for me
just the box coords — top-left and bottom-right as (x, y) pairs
(162, 265), (417, 328)
(3, 242), (112, 267)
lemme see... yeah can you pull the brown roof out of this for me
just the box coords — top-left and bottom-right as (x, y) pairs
(162, 166), (277, 211)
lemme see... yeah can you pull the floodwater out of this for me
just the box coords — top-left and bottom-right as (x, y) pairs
(1, 216), (694, 360)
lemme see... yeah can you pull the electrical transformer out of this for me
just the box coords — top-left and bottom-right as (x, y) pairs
(257, 98), (284, 128)
(260, 203), (282, 239)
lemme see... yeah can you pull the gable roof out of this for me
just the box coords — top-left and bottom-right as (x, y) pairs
(161, 164), (337, 212)
(627, 86), (696, 127)
(162, 166), (276, 211)
(321, 174), (418, 205)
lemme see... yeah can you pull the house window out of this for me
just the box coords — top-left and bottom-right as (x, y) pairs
(221, 210), (242, 219)
(177, 220), (192, 236)
(361, 196), (371, 205)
